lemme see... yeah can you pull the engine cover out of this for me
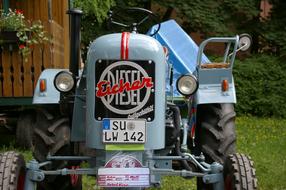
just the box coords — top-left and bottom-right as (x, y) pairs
(85, 33), (166, 150)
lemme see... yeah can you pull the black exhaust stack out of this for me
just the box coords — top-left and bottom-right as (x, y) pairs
(67, 9), (83, 77)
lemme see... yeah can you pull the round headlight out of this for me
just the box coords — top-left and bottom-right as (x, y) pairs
(176, 75), (198, 96)
(54, 71), (75, 92)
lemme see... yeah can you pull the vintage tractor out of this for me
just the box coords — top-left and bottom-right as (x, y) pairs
(0, 7), (257, 190)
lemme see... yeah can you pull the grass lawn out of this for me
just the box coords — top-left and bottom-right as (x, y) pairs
(236, 117), (286, 190)
(0, 116), (285, 189)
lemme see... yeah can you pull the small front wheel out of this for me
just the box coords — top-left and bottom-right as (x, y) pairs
(0, 151), (26, 190)
(224, 153), (258, 190)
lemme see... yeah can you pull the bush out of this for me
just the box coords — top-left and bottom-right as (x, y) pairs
(233, 54), (286, 118)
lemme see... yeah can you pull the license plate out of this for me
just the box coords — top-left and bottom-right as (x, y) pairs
(97, 167), (150, 187)
(102, 119), (146, 144)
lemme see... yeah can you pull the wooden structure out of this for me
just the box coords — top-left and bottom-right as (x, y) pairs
(0, 0), (70, 98)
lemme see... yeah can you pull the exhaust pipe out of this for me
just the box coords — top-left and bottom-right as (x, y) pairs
(67, 9), (83, 77)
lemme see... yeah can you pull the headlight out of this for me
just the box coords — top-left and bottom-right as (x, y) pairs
(54, 71), (75, 92)
(176, 74), (198, 96)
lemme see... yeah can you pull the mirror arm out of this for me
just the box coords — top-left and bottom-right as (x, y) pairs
(227, 43), (248, 61)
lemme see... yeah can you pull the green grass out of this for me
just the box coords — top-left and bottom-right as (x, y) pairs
(0, 116), (285, 189)
(236, 117), (286, 190)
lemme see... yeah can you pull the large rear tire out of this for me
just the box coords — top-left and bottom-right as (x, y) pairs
(194, 103), (236, 190)
(33, 109), (81, 190)
(0, 151), (26, 190)
(195, 103), (236, 164)
(224, 153), (258, 190)
(16, 110), (36, 149)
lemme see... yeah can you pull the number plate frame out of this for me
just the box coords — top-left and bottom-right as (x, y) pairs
(102, 119), (146, 144)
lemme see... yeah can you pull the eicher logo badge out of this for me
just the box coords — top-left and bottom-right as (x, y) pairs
(96, 61), (154, 115)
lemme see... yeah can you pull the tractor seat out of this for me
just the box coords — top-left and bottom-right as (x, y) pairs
(201, 62), (229, 69)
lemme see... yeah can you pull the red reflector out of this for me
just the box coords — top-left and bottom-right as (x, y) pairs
(40, 79), (46, 92)
(222, 79), (229, 92)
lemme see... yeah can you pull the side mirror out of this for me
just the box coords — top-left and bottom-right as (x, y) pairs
(238, 34), (252, 51)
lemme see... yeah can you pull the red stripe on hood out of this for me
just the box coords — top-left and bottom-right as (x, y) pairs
(120, 32), (130, 60)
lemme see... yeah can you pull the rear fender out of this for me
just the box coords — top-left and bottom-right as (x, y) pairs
(195, 69), (236, 104)
(195, 36), (239, 104)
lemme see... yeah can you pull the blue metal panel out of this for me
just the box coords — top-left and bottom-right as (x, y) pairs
(149, 20), (210, 98)
(196, 78), (237, 104)
(33, 69), (64, 104)
(150, 20), (210, 74)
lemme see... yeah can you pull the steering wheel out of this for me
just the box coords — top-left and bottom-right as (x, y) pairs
(107, 7), (161, 36)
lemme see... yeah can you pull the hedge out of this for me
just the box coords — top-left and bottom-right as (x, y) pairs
(233, 54), (286, 118)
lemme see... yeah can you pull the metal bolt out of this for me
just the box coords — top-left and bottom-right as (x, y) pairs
(98, 117), (101, 120)
(147, 118), (151, 121)
(98, 59), (102, 63)
(148, 60), (152, 64)
(127, 122), (135, 131)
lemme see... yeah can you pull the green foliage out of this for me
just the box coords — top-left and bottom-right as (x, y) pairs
(261, 0), (286, 58)
(156, 0), (285, 56)
(0, 9), (25, 30)
(233, 54), (286, 117)
(157, 0), (260, 36)
(73, 0), (115, 23)
(72, 0), (115, 59)
(0, 9), (49, 62)
(115, 0), (148, 7)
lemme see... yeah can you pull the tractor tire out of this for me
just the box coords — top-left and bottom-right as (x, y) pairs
(195, 103), (236, 164)
(33, 109), (82, 190)
(16, 110), (36, 149)
(224, 153), (258, 190)
(0, 151), (26, 190)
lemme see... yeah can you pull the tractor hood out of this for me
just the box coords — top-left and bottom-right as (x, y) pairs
(149, 20), (210, 98)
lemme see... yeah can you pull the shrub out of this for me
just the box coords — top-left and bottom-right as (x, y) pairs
(233, 54), (286, 118)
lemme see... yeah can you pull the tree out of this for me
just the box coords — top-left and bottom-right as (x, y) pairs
(72, 0), (114, 59)
(261, 0), (286, 58)
(155, 0), (261, 36)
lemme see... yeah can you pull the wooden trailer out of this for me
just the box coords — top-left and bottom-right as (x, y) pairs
(0, 0), (71, 147)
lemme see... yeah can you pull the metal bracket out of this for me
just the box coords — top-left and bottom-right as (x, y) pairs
(202, 162), (224, 190)
(24, 160), (46, 190)
(203, 173), (222, 184)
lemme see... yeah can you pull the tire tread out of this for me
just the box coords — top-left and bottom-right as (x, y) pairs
(0, 151), (25, 190)
(32, 109), (81, 190)
(16, 110), (36, 149)
(226, 153), (258, 190)
(195, 103), (236, 164)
